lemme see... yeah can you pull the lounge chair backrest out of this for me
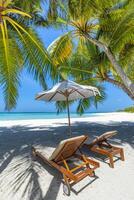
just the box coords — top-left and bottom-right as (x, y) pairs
(89, 131), (117, 147)
(49, 135), (88, 162)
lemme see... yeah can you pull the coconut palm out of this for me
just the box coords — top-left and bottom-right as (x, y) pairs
(14, 0), (42, 13)
(0, 0), (51, 110)
(52, 41), (106, 115)
(43, 0), (134, 99)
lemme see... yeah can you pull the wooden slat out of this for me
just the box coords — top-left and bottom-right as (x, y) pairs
(74, 153), (100, 168)
(70, 161), (88, 173)
(32, 144), (100, 191)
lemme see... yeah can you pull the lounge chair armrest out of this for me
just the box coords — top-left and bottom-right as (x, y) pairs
(90, 146), (111, 155)
(85, 157), (100, 168)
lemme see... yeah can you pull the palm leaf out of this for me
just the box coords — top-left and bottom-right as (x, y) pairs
(0, 2), (52, 109)
(77, 98), (90, 115)
(2, 9), (31, 18)
(5, 16), (51, 62)
(47, 33), (73, 66)
(0, 35), (21, 110)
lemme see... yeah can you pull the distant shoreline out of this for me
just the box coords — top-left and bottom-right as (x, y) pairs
(0, 111), (134, 121)
(0, 111), (115, 114)
(0, 112), (133, 126)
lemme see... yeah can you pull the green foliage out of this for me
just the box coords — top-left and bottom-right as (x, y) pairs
(41, 0), (134, 114)
(1, 0), (134, 112)
(44, 0), (134, 91)
(54, 48), (106, 115)
(13, 0), (42, 13)
(0, 36), (20, 110)
(56, 100), (74, 114)
(77, 98), (90, 115)
(47, 33), (73, 66)
(0, 0), (51, 110)
(117, 106), (134, 113)
(17, 28), (50, 89)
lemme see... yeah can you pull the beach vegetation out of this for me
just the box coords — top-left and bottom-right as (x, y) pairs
(54, 48), (106, 115)
(42, 0), (134, 100)
(117, 106), (134, 113)
(0, 0), (134, 112)
(0, 0), (51, 110)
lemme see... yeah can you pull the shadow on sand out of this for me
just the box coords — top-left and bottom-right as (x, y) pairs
(0, 120), (133, 199)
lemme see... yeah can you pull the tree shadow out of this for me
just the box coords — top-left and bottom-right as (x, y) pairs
(37, 158), (61, 200)
(82, 146), (123, 167)
(0, 120), (133, 199)
(71, 175), (99, 195)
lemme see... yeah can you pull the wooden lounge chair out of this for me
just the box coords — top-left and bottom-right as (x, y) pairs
(32, 135), (100, 196)
(85, 131), (125, 168)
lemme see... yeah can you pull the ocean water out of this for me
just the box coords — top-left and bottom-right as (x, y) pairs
(0, 112), (106, 121)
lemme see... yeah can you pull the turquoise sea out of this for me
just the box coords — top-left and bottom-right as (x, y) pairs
(0, 112), (106, 121)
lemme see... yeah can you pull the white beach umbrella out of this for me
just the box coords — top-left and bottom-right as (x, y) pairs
(35, 80), (100, 135)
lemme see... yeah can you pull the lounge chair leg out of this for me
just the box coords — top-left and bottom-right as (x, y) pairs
(109, 154), (114, 168)
(120, 149), (125, 161)
(31, 147), (37, 160)
(92, 171), (96, 177)
(63, 175), (71, 196)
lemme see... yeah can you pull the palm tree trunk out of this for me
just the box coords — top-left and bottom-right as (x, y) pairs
(84, 33), (134, 98)
(104, 76), (134, 100)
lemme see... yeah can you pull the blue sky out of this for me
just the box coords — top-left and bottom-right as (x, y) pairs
(0, 27), (133, 112)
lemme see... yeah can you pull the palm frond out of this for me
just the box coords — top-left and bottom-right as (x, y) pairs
(0, 2), (52, 109)
(0, 36), (21, 110)
(47, 33), (73, 66)
(55, 100), (74, 114)
(99, 2), (134, 53)
(77, 98), (90, 115)
(13, 0), (42, 13)
(13, 27), (51, 90)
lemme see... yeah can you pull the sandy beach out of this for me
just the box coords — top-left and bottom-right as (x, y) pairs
(0, 112), (134, 200)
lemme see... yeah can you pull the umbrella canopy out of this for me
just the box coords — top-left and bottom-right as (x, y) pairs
(35, 80), (100, 135)
(36, 80), (100, 101)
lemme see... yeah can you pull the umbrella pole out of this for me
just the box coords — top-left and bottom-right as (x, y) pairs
(66, 96), (71, 136)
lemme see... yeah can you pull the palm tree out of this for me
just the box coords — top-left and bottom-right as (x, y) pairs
(42, 0), (134, 99)
(52, 42), (106, 115)
(0, 0), (51, 110)
(13, 0), (41, 13)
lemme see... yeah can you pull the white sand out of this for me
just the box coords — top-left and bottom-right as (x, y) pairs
(0, 112), (134, 200)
